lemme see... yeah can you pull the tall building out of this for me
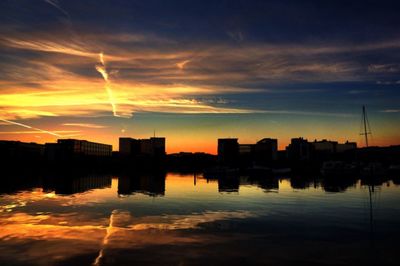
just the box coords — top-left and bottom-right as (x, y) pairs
(119, 137), (166, 157)
(286, 138), (312, 161)
(254, 138), (278, 163)
(141, 137), (166, 156)
(119, 138), (141, 155)
(218, 138), (239, 165)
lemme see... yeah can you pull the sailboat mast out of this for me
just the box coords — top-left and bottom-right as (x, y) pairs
(362, 105), (369, 147)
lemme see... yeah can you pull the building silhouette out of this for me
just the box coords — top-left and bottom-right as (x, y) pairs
(311, 139), (338, 154)
(336, 141), (357, 153)
(254, 138), (278, 164)
(219, 138), (278, 166)
(119, 137), (166, 157)
(0, 140), (44, 159)
(0, 141), (44, 169)
(218, 138), (239, 165)
(45, 139), (112, 160)
(119, 137), (141, 155)
(286, 138), (312, 161)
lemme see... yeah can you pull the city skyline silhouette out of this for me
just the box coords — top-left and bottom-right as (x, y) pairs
(1, 1), (400, 153)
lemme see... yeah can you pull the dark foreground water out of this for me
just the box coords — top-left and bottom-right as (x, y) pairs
(0, 173), (399, 266)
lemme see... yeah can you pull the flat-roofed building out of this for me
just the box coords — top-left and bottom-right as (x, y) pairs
(311, 139), (338, 154)
(119, 137), (166, 157)
(218, 138), (239, 165)
(286, 137), (312, 161)
(255, 138), (278, 163)
(336, 141), (357, 153)
(239, 144), (255, 155)
(46, 139), (112, 159)
(119, 137), (141, 155)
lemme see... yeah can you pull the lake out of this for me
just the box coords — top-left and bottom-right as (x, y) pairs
(0, 172), (399, 265)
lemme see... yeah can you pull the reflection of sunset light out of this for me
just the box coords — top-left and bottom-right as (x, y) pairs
(44, 192), (57, 198)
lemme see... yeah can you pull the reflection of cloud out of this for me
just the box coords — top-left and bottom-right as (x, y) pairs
(0, 207), (256, 265)
(93, 210), (118, 266)
(130, 211), (256, 230)
(0, 209), (256, 240)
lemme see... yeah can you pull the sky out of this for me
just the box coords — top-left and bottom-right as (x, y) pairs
(0, 0), (399, 153)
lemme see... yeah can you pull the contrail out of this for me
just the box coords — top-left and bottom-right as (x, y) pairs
(0, 118), (62, 137)
(93, 210), (117, 266)
(95, 52), (119, 117)
(44, 0), (70, 18)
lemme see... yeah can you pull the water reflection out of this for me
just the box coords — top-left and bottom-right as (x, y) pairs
(118, 172), (166, 197)
(0, 172), (399, 265)
(43, 175), (112, 195)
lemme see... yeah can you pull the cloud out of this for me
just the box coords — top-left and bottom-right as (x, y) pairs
(0, 130), (81, 136)
(176, 60), (190, 70)
(381, 109), (400, 113)
(1, 38), (98, 59)
(348, 90), (366, 94)
(44, 0), (70, 17)
(227, 31), (244, 42)
(0, 118), (66, 137)
(368, 64), (400, 73)
(62, 123), (106, 129)
(1, 27), (400, 121)
(376, 80), (400, 85)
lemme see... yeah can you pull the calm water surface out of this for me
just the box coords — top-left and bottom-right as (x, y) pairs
(0, 173), (399, 265)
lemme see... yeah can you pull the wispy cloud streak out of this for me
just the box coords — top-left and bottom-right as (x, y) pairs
(0, 118), (62, 137)
(95, 52), (126, 117)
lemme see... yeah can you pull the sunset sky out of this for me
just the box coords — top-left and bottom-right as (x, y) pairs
(0, 0), (399, 153)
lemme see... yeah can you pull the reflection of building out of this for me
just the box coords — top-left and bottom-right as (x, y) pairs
(286, 138), (312, 160)
(0, 140), (44, 160)
(218, 138), (239, 165)
(119, 137), (166, 157)
(218, 177), (239, 193)
(45, 139), (112, 160)
(118, 174), (166, 197)
(44, 175), (112, 194)
(257, 178), (279, 191)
